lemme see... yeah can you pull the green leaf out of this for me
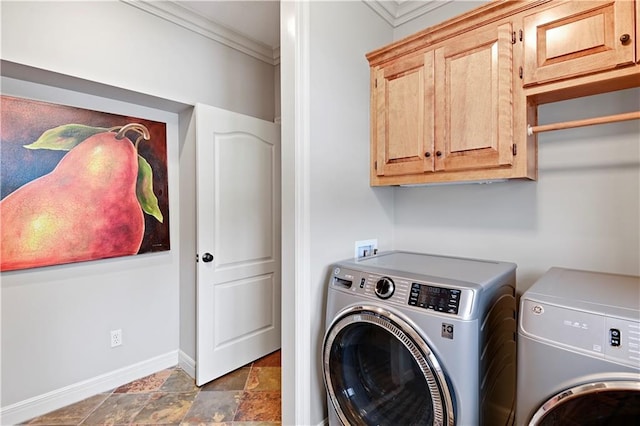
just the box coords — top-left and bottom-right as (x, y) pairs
(136, 155), (163, 223)
(24, 124), (109, 151)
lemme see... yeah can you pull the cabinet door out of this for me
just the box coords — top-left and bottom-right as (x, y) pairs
(523, 1), (635, 86)
(374, 51), (434, 177)
(434, 22), (514, 172)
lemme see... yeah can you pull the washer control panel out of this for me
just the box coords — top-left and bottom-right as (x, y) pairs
(330, 265), (474, 318)
(409, 283), (461, 314)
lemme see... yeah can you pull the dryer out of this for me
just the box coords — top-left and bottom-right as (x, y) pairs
(516, 267), (640, 425)
(322, 251), (517, 426)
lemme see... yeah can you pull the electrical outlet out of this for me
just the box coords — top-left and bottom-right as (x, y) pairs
(355, 239), (378, 259)
(110, 329), (122, 347)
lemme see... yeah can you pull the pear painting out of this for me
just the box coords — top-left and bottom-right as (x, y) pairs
(0, 96), (170, 272)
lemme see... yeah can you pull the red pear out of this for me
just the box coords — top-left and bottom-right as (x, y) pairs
(1, 131), (144, 271)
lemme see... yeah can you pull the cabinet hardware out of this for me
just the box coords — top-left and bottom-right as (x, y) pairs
(620, 33), (631, 45)
(436, 151), (442, 157)
(374, 161), (377, 170)
(512, 144), (517, 156)
(425, 152), (431, 158)
(511, 31), (516, 44)
(519, 66), (523, 79)
(519, 30), (523, 42)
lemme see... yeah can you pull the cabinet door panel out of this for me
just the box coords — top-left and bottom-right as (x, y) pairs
(435, 22), (513, 172)
(523, 1), (635, 86)
(375, 52), (434, 176)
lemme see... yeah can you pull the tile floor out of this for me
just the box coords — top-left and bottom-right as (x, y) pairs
(23, 350), (281, 425)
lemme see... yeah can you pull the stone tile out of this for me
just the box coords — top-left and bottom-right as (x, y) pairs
(245, 367), (281, 391)
(252, 350), (281, 368)
(180, 423), (232, 426)
(25, 393), (110, 425)
(234, 391), (281, 422)
(114, 369), (173, 394)
(21, 362), (281, 426)
(130, 391), (197, 424)
(200, 367), (250, 392)
(239, 424), (276, 426)
(80, 393), (149, 425)
(181, 390), (242, 423)
(232, 423), (281, 426)
(159, 369), (199, 393)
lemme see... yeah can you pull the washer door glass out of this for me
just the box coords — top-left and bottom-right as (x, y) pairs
(323, 307), (454, 426)
(531, 381), (640, 426)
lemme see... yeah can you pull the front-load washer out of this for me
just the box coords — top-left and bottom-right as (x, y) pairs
(516, 267), (640, 425)
(322, 250), (517, 426)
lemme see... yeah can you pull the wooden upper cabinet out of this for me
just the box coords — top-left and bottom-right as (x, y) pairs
(523, 1), (636, 86)
(366, 0), (639, 186)
(374, 51), (434, 177)
(637, 0), (640, 64)
(434, 22), (514, 172)
(372, 21), (515, 182)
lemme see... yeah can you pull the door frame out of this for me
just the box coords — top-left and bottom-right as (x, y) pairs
(280, 1), (313, 425)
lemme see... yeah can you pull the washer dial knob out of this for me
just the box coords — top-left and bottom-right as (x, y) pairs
(375, 277), (395, 299)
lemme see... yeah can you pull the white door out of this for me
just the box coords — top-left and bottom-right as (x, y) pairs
(195, 103), (281, 386)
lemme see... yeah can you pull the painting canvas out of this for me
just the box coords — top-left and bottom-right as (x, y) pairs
(1, 95), (170, 272)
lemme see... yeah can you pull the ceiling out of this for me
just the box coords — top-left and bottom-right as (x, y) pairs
(125, 0), (452, 65)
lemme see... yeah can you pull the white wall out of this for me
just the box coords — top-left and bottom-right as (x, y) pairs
(393, 1), (482, 39)
(1, 1), (275, 423)
(0, 1), (275, 122)
(305, 2), (395, 423)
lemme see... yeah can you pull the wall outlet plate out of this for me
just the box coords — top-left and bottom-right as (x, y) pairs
(355, 239), (378, 259)
(111, 329), (122, 347)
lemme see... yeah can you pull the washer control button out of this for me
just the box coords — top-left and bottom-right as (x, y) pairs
(375, 277), (395, 299)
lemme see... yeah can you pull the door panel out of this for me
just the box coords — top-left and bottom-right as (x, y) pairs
(435, 22), (513, 172)
(214, 275), (275, 346)
(195, 103), (281, 386)
(214, 132), (274, 267)
(523, 1), (635, 85)
(375, 51), (435, 176)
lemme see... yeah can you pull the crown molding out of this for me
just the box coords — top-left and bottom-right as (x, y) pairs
(121, 1), (450, 65)
(365, 0), (453, 27)
(120, 0), (280, 66)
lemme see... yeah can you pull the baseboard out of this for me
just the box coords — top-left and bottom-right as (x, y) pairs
(0, 350), (179, 425)
(178, 349), (196, 378)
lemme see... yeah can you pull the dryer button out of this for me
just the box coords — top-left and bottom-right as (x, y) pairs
(610, 328), (621, 347)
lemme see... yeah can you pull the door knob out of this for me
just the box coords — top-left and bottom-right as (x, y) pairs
(201, 253), (214, 263)
(620, 34), (631, 45)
